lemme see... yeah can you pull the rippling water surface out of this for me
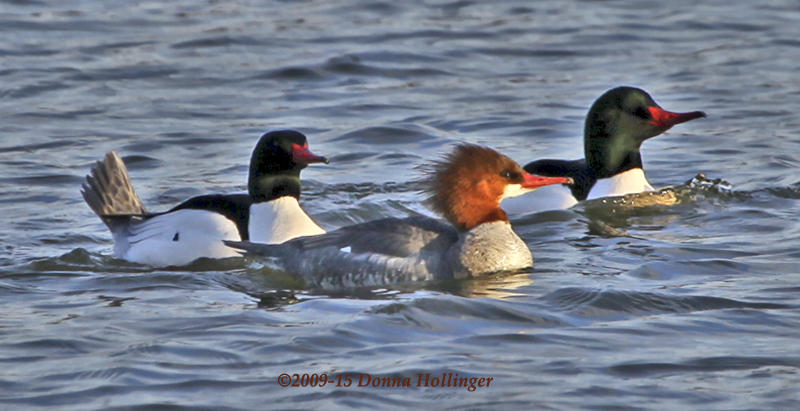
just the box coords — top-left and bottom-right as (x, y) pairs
(2, 1), (800, 409)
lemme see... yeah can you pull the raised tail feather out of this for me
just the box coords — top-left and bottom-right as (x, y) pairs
(81, 151), (146, 229)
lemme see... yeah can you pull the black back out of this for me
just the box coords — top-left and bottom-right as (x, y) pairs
(523, 158), (595, 201)
(156, 193), (252, 240)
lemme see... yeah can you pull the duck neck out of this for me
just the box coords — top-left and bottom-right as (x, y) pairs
(449, 198), (508, 231)
(587, 149), (643, 179)
(249, 174), (302, 203)
(585, 132), (643, 179)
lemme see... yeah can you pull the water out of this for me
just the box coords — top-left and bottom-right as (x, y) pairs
(2, 0), (800, 409)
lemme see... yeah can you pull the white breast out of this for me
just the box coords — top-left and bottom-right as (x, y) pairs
(120, 209), (241, 267)
(248, 196), (325, 244)
(501, 184), (579, 215)
(586, 168), (654, 200)
(452, 220), (533, 278)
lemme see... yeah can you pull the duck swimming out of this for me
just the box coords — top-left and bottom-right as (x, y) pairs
(225, 144), (571, 289)
(81, 130), (328, 266)
(502, 86), (706, 214)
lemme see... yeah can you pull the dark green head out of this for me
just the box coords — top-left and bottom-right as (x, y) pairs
(584, 86), (705, 178)
(248, 130), (328, 202)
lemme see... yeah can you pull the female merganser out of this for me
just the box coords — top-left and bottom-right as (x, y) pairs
(225, 144), (572, 289)
(502, 87), (706, 214)
(81, 130), (328, 267)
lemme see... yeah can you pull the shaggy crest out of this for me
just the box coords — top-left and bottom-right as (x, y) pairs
(420, 144), (523, 230)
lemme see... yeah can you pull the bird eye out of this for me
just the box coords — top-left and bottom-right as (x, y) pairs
(500, 170), (519, 180)
(633, 106), (650, 119)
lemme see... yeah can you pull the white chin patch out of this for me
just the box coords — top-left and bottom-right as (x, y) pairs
(502, 183), (535, 200)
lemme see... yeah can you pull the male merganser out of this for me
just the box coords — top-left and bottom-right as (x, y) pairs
(502, 86), (706, 214)
(225, 144), (572, 289)
(81, 130), (328, 267)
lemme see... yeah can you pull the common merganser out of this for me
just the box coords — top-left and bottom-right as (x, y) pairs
(81, 130), (328, 267)
(502, 87), (706, 214)
(225, 144), (572, 289)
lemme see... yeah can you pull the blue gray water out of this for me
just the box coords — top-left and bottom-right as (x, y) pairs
(2, 0), (800, 409)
